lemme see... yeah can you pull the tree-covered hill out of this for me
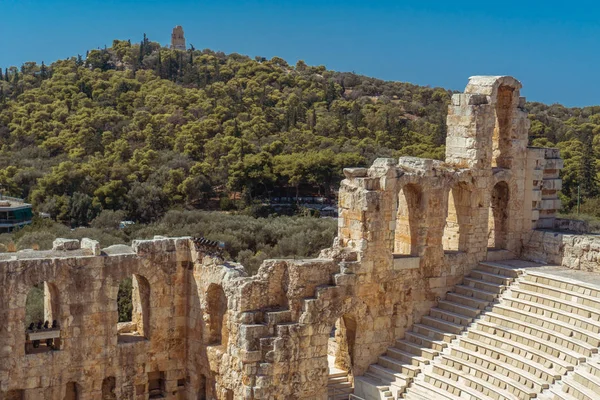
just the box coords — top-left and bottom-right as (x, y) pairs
(0, 35), (599, 225)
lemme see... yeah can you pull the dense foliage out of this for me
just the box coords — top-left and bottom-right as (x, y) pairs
(25, 284), (44, 326)
(1, 210), (337, 275)
(0, 37), (450, 226)
(1, 35), (600, 225)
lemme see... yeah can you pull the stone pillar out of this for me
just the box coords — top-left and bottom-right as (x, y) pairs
(537, 148), (564, 229)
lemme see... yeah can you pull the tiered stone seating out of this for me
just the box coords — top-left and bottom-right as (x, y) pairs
(542, 357), (600, 400)
(403, 266), (600, 400)
(356, 261), (517, 400)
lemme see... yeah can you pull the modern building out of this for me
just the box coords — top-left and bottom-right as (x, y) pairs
(0, 196), (33, 233)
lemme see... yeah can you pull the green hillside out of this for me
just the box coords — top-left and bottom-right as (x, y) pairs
(0, 35), (599, 225)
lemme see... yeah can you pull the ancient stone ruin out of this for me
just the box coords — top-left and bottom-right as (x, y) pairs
(2, 76), (600, 400)
(170, 26), (186, 51)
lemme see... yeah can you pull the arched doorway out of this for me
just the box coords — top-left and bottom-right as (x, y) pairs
(206, 284), (228, 346)
(25, 281), (60, 354)
(65, 382), (79, 400)
(488, 181), (509, 249)
(442, 183), (472, 253)
(327, 315), (356, 398)
(117, 274), (150, 343)
(492, 85), (515, 168)
(394, 184), (423, 256)
(101, 377), (117, 400)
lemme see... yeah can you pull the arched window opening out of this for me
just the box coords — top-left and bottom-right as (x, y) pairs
(206, 284), (228, 346)
(327, 315), (356, 398)
(394, 184), (423, 256)
(492, 85), (515, 168)
(102, 377), (117, 400)
(117, 274), (150, 343)
(25, 282), (60, 354)
(488, 182), (510, 249)
(443, 184), (472, 253)
(65, 382), (79, 400)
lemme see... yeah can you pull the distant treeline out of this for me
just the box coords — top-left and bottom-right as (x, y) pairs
(1, 35), (599, 226)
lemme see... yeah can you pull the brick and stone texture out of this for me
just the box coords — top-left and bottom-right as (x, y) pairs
(1, 76), (587, 399)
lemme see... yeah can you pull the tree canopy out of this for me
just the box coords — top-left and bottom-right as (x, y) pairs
(0, 36), (599, 224)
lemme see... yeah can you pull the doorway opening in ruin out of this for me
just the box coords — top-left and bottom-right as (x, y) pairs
(488, 181), (509, 250)
(197, 375), (207, 400)
(65, 382), (79, 400)
(206, 284), (228, 346)
(24, 281), (60, 354)
(101, 377), (117, 400)
(442, 184), (472, 253)
(327, 315), (356, 396)
(116, 274), (150, 343)
(492, 85), (515, 168)
(5, 390), (24, 400)
(148, 371), (166, 399)
(394, 184), (423, 256)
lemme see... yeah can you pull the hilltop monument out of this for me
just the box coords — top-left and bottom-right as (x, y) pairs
(170, 25), (186, 50)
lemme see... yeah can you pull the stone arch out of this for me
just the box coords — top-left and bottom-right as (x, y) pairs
(488, 181), (510, 249)
(25, 281), (59, 328)
(442, 183), (473, 252)
(101, 377), (116, 400)
(206, 284), (228, 346)
(24, 281), (61, 353)
(394, 183), (423, 256)
(493, 85), (516, 168)
(64, 381), (79, 400)
(117, 274), (150, 343)
(332, 314), (357, 374)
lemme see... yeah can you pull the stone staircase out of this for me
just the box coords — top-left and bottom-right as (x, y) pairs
(237, 260), (358, 396)
(355, 261), (518, 399)
(401, 265), (600, 400)
(328, 368), (354, 400)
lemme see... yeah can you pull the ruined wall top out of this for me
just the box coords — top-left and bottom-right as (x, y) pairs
(465, 75), (523, 99)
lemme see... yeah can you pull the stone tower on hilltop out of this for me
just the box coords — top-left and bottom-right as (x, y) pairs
(170, 25), (186, 50)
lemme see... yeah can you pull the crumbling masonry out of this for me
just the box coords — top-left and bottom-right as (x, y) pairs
(2, 76), (599, 400)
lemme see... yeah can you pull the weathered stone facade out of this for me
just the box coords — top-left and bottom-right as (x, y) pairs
(2, 76), (593, 400)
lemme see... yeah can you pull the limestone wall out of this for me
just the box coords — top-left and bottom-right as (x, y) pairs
(0, 238), (191, 400)
(0, 75), (572, 400)
(522, 230), (600, 273)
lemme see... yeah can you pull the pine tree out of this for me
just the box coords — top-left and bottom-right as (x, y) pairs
(0, 68), (3, 81)
(156, 50), (162, 78)
(138, 36), (145, 65)
(4, 68), (8, 82)
(40, 61), (48, 79)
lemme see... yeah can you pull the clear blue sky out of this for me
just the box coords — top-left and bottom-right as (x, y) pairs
(1, 0), (599, 106)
